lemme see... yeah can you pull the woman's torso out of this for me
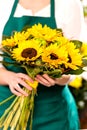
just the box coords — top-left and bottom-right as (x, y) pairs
(0, 0), (80, 129)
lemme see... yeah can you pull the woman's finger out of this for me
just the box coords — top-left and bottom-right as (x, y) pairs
(16, 78), (32, 91)
(14, 84), (29, 96)
(16, 73), (34, 82)
(35, 74), (55, 87)
(42, 74), (55, 86)
(9, 84), (22, 96)
(9, 79), (32, 96)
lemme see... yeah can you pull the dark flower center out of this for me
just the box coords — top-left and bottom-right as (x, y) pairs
(21, 48), (37, 59)
(68, 55), (72, 63)
(50, 53), (58, 60)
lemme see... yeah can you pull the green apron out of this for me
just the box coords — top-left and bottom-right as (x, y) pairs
(0, 0), (80, 129)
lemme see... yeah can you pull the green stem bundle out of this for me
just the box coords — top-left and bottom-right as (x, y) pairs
(0, 87), (36, 130)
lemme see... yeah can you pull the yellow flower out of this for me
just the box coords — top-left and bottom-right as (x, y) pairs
(65, 42), (82, 70)
(2, 37), (16, 47)
(12, 39), (43, 62)
(13, 31), (29, 43)
(2, 31), (29, 47)
(55, 37), (69, 46)
(69, 76), (82, 89)
(27, 23), (62, 42)
(42, 43), (68, 68)
(80, 42), (87, 56)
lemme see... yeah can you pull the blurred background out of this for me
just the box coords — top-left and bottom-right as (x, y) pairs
(69, 1), (87, 128)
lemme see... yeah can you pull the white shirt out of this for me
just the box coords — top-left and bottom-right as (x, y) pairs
(0, 0), (86, 41)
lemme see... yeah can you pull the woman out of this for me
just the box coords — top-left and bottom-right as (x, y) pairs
(0, 0), (85, 129)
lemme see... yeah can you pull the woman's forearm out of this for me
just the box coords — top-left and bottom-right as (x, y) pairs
(0, 67), (10, 85)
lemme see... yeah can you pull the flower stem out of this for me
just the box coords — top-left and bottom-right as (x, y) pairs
(30, 89), (35, 130)
(0, 96), (19, 126)
(0, 95), (15, 106)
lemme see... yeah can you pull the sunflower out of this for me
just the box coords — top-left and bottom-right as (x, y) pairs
(2, 31), (29, 47)
(13, 31), (30, 43)
(55, 36), (69, 46)
(42, 43), (68, 68)
(65, 42), (82, 70)
(27, 23), (62, 42)
(2, 37), (16, 47)
(69, 76), (82, 89)
(12, 39), (43, 62)
(80, 42), (87, 57)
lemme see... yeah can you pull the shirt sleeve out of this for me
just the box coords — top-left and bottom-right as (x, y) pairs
(55, 0), (85, 40)
(0, 0), (14, 68)
(55, 0), (86, 82)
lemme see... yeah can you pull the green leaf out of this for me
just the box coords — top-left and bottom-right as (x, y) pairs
(70, 40), (82, 49)
(44, 69), (62, 78)
(0, 61), (21, 67)
(22, 66), (42, 79)
(82, 58), (87, 66)
(0, 53), (11, 58)
(65, 68), (84, 75)
(56, 28), (63, 36)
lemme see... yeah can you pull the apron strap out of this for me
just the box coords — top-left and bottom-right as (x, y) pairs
(8, 0), (55, 18)
(9, 0), (18, 18)
(51, 0), (55, 17)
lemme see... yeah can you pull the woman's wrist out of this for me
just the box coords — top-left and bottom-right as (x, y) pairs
(0, 67), (10, 85)
(65, 75), (76, 84)
(55, 74), (76, 86)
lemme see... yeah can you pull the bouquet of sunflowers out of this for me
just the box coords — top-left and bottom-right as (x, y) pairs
(0, 23), (87, 130)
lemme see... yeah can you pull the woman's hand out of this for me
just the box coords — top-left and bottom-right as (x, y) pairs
(35, 74), (55, 87)
(54, 74), (71, 85)
(35, 74), (71, 87)
(0, 68), (33, 96)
